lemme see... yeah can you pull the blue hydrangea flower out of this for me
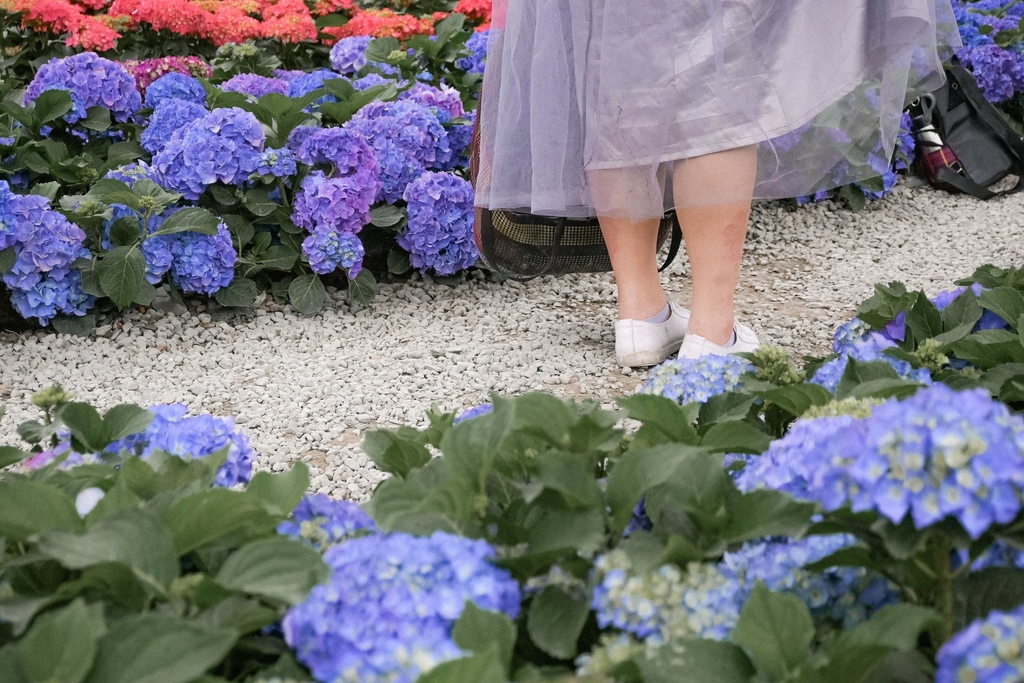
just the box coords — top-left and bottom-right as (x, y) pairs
(346, 100), (450, 203)
(0, 137), (14, 147)
(735, 415), (857, 498)
(254, 148), (297, 178)
(277, 494), (377, 550)
(141, 98), (209, 155)
(286, 69), (343, 109)
(108, 403), (255, 487)
(750, 384), (1024, 539)
(352, 73), (391, 90)
(2, 193), (90, 294)
(810, 332), (931, 393)
(399, 171), (478, 276)
(959, 43), (1024, 104)
(640, 354), (751, 405)
(932, 283), (1009, 331)
(0, 180), (21, 250)
(953, 540), (1024, 572)
(443, 109), (475, 171)
(936, 604), (1024, 683)
(832, 318), (872, 354)
(296, 128), (379, 189)
(24, 52), (141, 126)
(399, 82), (466, 122)
(456, 29), (489, 74)
(153, 107), (265, 200)
(291, 171), (375, 236)
(9, 266), (94, 326)
(144, 73), (207, 109)
(302, 228), (364, 278)
(168, 221), (236, 295)
(329, 36), (374, 75)
(454, 403), (493, 423)
(221, 73), (289, 99)
(893, 111), (916, 173)
(283, 531), (521, 683)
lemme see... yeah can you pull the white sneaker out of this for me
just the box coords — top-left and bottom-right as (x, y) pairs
(615, 302), (691, 367)
(677, 321), (760, 359)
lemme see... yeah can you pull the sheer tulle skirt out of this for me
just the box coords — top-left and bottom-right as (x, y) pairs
(474, 0), (963, 219)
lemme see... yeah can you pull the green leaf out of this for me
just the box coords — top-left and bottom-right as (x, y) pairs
(79, 106), (111, 132)
(164, 488), (276, 555)
(365, 37), (402, 63)
(243, 188), (278, 217)
(347, 269), (377, 307)
(452, 604), (516, 674)
(51, 314), (97, 336)
(214, 537), (328, 604)
(214, 277), (258, 308)
(844, 378), (924, 401)
(84, 613), (237, 683)
(953, 567), (1024, 630)
(105, 141), (146, 169)
(525, 507), (605, 556)
(108, 216), (141, 247)
(637, 640), (755, 683)
(906, 294), (943, 342)
(606, 445), (709, 534)
(754, 383), (834, 414)
(0, 480), (84, 541)
(417, 651), (507, 683)
(31, 89), (73, 126)
(363, 429), (432, 477)
(0, 446), (28, 468)
(60, 402), (106, 452)
(253, 245), (298, 271)
(616, 394), (700, 446)
(835, 604), (940, 652)
(699, 421), (772, 454)
(724, 490), (815, 543)
(941, 289), (984, 333)
(0, 246), (16, 274)
(730, 582), (813, 680)
(244, 462), (310, 517)
(387, 249), (411, 275)
(949, 329), (1024, 369)
(195, 596), (279, 634)
(28, 181), (60, 201)
(221, 214), (254, 250)
(526, 586), (590, 660)
(151, 207), (221, 237)
(102, 403), (154, 444)
(978, 286), (1024, 331)
(85, 179), (140, 211)
(857, 282), (915, 328)
(35, 509), (179, 591)
(534, 451), (603, 509)
(370, 204), (406, 228)
(18, 599), (106, 683)
(98, 245), (146, 310)
(288, 274), (327, 315)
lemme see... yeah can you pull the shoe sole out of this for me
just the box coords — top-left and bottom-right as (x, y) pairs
(616, 339), (685, 367)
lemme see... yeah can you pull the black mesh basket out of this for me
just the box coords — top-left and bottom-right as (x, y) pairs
(475, 209), (680, 280)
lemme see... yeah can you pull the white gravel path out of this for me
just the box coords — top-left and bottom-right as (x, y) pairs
(2, 182), (1022, 500)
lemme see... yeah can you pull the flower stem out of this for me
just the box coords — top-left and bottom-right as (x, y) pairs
(933, 534), (954, 647)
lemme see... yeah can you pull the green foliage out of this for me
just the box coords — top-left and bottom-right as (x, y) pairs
(0, 394), (322, 682)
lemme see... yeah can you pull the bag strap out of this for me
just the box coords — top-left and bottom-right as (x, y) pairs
(946, 65), (1024, 170)
(934, 164), (1024, 200)
(657, 213), (682, 272)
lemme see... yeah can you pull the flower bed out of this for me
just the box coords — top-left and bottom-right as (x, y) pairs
(0, 1), (1020, 330)
(3, 262), (1024, 682)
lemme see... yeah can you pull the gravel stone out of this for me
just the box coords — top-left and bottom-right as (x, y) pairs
(1, 184), (1022, 502)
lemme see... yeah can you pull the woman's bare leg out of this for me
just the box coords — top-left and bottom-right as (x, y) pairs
(673, 145), (758, 345)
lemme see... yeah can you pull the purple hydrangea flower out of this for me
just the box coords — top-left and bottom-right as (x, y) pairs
(3, 193), (89, 293)
(277, 494), (377, 550)
(9, 266), (94, 326)
(168, 221), (236, 295)
(959, 44), (1024, 104)
(221, 73), (289, 99)
(641, 354), (751, 405)
(454, 403), (493, 423)
(144, 72), (207, 109)
(936, 604), (1024, 683)
(108, 403), (255, 487)
(141, 98), (209, 154)
(302, 228), (364, 278)
(456, 29), (489, 74)
(25, 52), (141, 125)
(296, 127), (379, 188)
(810, 332), (932, 393)
(285, 124), (321, 156)
(346, 100), (450, 203)
(352, 73), (391, 90)
(398, 82), (466, 122)
(0, 180), (19, 250)
(399, 171), (478, 275)
(745, 384), (1024, 539)
(329, 36), (374, 75)
(283, 531), (521, 683)
(291, 170), (375, 235)
(152, 107), (265, 200)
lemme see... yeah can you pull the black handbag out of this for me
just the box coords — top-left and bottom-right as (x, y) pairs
(909, 63), (1024, 199)
(470, 103), (682, 281)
